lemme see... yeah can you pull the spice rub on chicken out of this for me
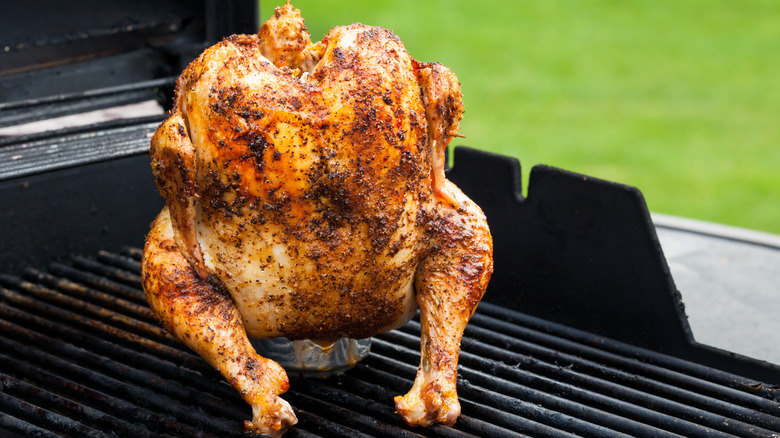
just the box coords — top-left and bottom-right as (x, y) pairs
(141, 2), (493, 436)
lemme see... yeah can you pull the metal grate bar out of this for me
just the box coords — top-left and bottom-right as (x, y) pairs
(1, 375), (162, 438)
(477, 304), (780, 406)
(389, 326), (732, 438)
(70, 255), (143, 289)
(462, 313), (780, 435)
(0, 317), (234, 420)
(0, 353), (220, 438)
(122, 247), (144, 261)
(285, 391), (402, 438)
(311, 369), (515, 438)
(0, 387), (113, 438)
(0, 383), (173, 438)
(0, 285), (204, 371)
(377, 330), (683, 438)
(0, 273), (173, 347)
(292, 410), (369, 438)
(97, 250), (143, 274)
(288, 380), (429, 438)
(0, 412), (66, 438)
(367, 339), (632, 438)
(321, 374), (493, 438)
(49, 262), (147, 305)
(0, 298), (231, 401)
(0, 334), (244, 437)
(458, 326), (778, 437)
(23, 267), (157, 323)
(349, 359), (579, 438)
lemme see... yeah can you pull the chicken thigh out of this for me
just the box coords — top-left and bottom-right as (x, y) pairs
(141, 2), (492, 436)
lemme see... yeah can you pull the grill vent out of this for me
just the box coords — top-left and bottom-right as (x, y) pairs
(0, 118), (162, 182)
(1, 249), (779, 437)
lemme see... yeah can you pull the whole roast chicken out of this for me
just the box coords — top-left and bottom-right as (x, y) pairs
(141, 2), (493, 436)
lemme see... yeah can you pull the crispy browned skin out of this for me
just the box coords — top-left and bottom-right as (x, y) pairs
(143, 210), (295, 435)
(394, 179), (493, 426)
(142, 1), (492, 435)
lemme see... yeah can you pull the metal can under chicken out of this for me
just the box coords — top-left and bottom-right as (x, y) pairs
(252, 337), (371, 378)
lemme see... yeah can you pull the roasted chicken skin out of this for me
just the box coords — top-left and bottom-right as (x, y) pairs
(141, 2), (492, 436)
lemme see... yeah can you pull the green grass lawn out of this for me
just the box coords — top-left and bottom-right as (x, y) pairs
(261, 1), (780, 234)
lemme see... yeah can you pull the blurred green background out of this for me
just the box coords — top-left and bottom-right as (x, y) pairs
(261, 1), (780, 234)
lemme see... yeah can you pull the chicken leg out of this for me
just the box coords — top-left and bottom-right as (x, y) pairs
(142, 208), (297, 437)
(395, 180), (493, 426)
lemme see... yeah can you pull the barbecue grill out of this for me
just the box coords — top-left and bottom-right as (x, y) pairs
(2, 2), (780, 437)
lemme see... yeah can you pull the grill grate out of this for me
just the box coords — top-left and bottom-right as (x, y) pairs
(1, 249), (779, 437)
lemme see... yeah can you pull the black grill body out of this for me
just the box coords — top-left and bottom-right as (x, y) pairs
(2, 1), (780, 437)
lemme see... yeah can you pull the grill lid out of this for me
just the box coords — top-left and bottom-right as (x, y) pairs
(1, 249), (779, 437)
(1, 0), (258, 104)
